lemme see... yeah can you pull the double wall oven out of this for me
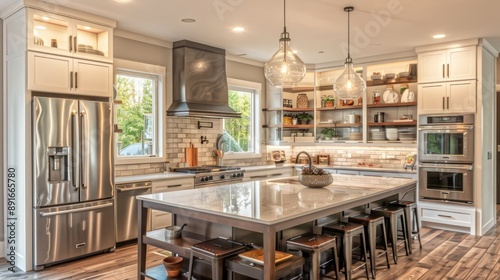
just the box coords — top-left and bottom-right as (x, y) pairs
(418, 114), (474, 204)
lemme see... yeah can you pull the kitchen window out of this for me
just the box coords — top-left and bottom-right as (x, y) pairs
(114, 59), (165, 163)
(223, 78), (261, 158)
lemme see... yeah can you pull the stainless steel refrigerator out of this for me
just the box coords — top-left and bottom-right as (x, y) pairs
(32, 96), (115, 270)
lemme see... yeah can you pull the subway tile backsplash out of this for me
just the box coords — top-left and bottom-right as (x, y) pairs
(115, 117), (417, 177)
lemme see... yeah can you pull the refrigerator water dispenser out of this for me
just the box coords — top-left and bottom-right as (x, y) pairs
(48, 147), (69, 182)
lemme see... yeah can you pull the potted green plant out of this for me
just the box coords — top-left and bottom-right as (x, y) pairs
(322, 127), (337, 140)
(324, 96), (335, 107)
(297, 112), (313, 124)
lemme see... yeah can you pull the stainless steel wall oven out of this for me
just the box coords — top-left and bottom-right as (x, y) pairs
(418, 114), (474, 204)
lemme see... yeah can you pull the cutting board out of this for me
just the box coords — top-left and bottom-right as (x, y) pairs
(185, 143), (198, 167)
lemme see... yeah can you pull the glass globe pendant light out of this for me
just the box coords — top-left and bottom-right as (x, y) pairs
(264, 0), (306, 88)
(334, 7), (366, 100)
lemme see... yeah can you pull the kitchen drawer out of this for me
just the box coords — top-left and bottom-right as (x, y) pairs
(421, 208), (472, 227)
(151, 210), (172, 230)
(360, 171), (417, 179)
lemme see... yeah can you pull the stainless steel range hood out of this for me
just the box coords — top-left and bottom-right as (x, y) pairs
(167, 40), (241, 118)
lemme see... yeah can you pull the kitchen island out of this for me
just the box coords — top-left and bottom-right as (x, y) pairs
(137, 174), (417, 279)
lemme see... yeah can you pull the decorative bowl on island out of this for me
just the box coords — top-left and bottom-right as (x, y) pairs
(298, 166), (333, 188)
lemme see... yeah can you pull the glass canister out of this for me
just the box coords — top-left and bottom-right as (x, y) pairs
(373, 90), (381, 104)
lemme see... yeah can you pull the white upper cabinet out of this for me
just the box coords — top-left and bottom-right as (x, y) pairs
(418, 80), (476, 114)
(418, 46), (476, 83)
(28, 52), (113, 97)
(28, 8), (113, 63)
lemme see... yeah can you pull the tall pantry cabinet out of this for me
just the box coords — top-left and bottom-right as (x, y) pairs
(2, 1), (115, 271)
(416, 39), (498, 236)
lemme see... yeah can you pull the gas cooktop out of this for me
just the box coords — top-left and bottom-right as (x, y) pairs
(173, 166), (244, 187)
(173, 166), (241, 174)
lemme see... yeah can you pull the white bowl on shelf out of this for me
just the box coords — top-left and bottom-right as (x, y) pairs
(385, 73), (396, 79)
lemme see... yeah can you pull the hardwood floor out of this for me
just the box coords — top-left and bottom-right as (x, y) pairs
(2, 209), (500, 279)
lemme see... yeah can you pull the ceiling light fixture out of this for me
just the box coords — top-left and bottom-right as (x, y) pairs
(232, 26), (245, 32)
(334, 7), (366, 101)
(42, 16), (50, 21)
(264, 0), (306, 88)
(433, 34), (446, 39)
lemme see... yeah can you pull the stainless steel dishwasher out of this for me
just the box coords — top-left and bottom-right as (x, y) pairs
(116, 181), (152, 243)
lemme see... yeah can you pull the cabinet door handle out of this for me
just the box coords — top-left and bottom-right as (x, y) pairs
(75, 72), (78, 89)
(447, 96), (449, 109)
(438, 214), (454, 219)
(70, 71), (73, 88)
(167, 184), (182, 188)
(74, 36), (78, 53)
(442, 64), (445, 79)
(69, 35), (72, 52)
(442, 97), (445, 110)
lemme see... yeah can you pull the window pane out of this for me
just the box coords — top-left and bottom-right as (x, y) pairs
(116, 74), (156, 157)
(223, 89), (253, 153)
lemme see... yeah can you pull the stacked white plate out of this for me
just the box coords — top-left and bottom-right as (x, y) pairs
(386, 128), (399, 141)
(371, 131), (386, 140)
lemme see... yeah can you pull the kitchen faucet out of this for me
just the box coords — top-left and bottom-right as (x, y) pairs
(295, 151), (313, 170)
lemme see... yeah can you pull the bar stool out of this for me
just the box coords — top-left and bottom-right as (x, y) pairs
(188, 237), (246, 279)
(348, 214), (391, 279)
(390, 201), (422, 254)
(286, 233), (340, 280)
(323, 222), (370, 280)
(371, 206), (409, 264)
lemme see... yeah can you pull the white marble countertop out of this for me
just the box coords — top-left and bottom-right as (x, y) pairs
(137, 174), (416, 225)
(115, 163), (415, 184)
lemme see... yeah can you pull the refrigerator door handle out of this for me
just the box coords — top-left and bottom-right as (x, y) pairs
(71, 110), (78, 190)
(39, 202), (113, 217)
(80, 110), (88, 190)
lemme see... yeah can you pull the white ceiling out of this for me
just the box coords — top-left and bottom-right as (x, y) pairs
(2, 0), (500, 65)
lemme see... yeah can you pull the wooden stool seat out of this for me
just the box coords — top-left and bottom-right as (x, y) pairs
(188, 238), (246, 279)
(286, 233), (340, 280)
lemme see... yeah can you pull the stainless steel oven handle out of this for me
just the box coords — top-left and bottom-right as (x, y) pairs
(419, 163), (473, 170)
(117, 186), (152, 192)
(39, 202), (113, 217)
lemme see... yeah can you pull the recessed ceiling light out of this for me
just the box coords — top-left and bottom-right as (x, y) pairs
(232, 26), (245, 32)
(433, 34), (446, 39)
(114, 0), (132, 3)
(84, 26), (91, 30)
(181, 18), (196, 23)
(42, 16), (50, 21)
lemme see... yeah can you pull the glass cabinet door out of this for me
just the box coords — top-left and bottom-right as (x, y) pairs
(28, 9), (112, 62)
(29, 10), (71, 54)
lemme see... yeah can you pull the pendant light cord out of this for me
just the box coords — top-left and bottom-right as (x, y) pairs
(347, 8), (350, 60)
(283, 0), (286, 33)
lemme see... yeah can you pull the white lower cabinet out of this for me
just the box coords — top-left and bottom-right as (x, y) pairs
(418, 200), (475, 235)
(150, 177), (194, 230)
(28, 51), (112, 97)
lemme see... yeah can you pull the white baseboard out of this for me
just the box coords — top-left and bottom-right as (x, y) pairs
(0, 241), (4, 258)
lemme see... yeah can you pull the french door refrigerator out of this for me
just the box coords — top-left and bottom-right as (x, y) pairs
(32, 96), (115, 270)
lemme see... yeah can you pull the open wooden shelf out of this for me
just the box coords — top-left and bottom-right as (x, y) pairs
(316, 105), (362, 111)
(316, 123), (362, 128)
(367, 102), (417, 108)
(366, 77), (417, 86)
(367, 120), (417, 126)
(262, 107), (314, 112)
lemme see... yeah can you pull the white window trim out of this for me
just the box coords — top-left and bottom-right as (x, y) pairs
(114, 59), (166, 165)
(223, 78), (261, 160)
